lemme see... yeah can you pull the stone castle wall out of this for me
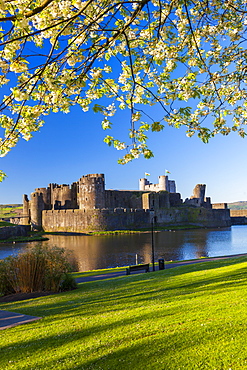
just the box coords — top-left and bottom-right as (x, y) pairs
(42, 207), (231, 233)
(22, 173), (231, 232)
(52, 185), (73, 209)
(155, 208), (230, 228)
(230, 210), (247, 225)
(169, 193), (182, 207)
(42, 208), (151, 232)
(0, 225), (30, 240)
(230, 210), (247, 217)
(212, 203), (228, 209)
(105, 190), (144, 209)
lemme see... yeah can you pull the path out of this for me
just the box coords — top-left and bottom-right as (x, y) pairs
(0, 310), (41, 330)
(76, 253), (247, 282)
(1, 253), (247, 330)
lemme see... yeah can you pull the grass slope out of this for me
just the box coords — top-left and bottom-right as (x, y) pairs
(1, 257), (247, 369)
(228, 201), (247, 210)
(0, 205), (22, 219)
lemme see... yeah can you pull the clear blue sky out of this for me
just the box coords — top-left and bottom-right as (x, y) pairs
(0, 4), (246, 206)
(0, 101), (247, 205)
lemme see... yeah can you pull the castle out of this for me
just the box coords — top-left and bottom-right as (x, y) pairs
(21, 173), (231, 232)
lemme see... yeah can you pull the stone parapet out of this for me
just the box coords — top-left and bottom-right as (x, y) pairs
(42, 207), (231, 233)
(0, 225), (30, 240)
(230, 210), (247, 217)
(212, 203), (228, 209)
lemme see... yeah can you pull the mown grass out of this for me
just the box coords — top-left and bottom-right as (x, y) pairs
(71, 266), (127, 278)
(0, 206), (22, 219)
(1, 257), (247, 369)
(0, 235), (49, 243)
(0, 221), (16, 227)
(87, 225), (202, 235)
(0, 231), (49, 244)
(43, 224), (202, 237)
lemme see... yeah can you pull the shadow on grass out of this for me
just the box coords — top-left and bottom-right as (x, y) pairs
(1, 303), (246, 369)
(1, 257), (247, 368)
(3, 257), (247, 317)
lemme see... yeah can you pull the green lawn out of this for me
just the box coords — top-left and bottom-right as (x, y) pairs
(0, 205), (22, 219)
(1, 257), (247, 369)
(0, 221), (16, 227)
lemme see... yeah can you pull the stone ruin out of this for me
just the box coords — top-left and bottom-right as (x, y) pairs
(20, 173), (230, 231)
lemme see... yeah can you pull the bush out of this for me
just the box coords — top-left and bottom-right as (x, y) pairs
(0, 259), (15, 296)
(0, 244), (78, 295)
(60, 273), (78, 291)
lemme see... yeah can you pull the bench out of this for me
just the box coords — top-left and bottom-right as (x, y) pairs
(126, 263), (150, 275)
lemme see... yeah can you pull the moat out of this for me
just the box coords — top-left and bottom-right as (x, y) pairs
(1, 225), (247, 271)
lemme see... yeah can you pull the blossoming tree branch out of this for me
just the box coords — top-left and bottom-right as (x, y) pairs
(0, 0), (246, 179)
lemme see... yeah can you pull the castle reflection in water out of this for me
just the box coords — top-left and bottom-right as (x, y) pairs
(1, 226), (247, 271)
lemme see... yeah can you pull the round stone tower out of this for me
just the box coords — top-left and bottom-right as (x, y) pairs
(29, 187), (52, 228)
(158, 175), (169, 191)
(30, 192), (44, 229)
(23, 194), (29, 216)
(193, 184), (206, 200)
(78, 174), (106, 209)
(139, 178), (147, 191)
(22, 194), (30, 225)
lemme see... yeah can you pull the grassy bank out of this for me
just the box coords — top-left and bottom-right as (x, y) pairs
(0, 205), (22, 219)
(87, 225), (202, 235)
(43, 224), (202, 237)
(0, 231), (49, 244)
(0, 236), (49, 243)
(0, 221), (16, 227)
(1, 257), (247, 369)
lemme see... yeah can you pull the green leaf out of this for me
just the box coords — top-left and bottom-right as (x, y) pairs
(0, 170), (6, 182)
(103, 136), (114, 146)
(151, 122), (164, 132)
(93, 104), (103, 113)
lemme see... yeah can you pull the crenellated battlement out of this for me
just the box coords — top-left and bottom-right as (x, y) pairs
(23, 173), (229, 231)
(139, 175), (176, 193)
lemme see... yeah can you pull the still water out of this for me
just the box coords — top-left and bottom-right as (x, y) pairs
(1, 225), (247, 271)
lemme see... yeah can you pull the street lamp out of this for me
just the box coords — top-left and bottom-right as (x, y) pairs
(151, 212), (155, 272)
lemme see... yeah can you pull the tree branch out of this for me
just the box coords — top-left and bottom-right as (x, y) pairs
(0, 0), (55, 22)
